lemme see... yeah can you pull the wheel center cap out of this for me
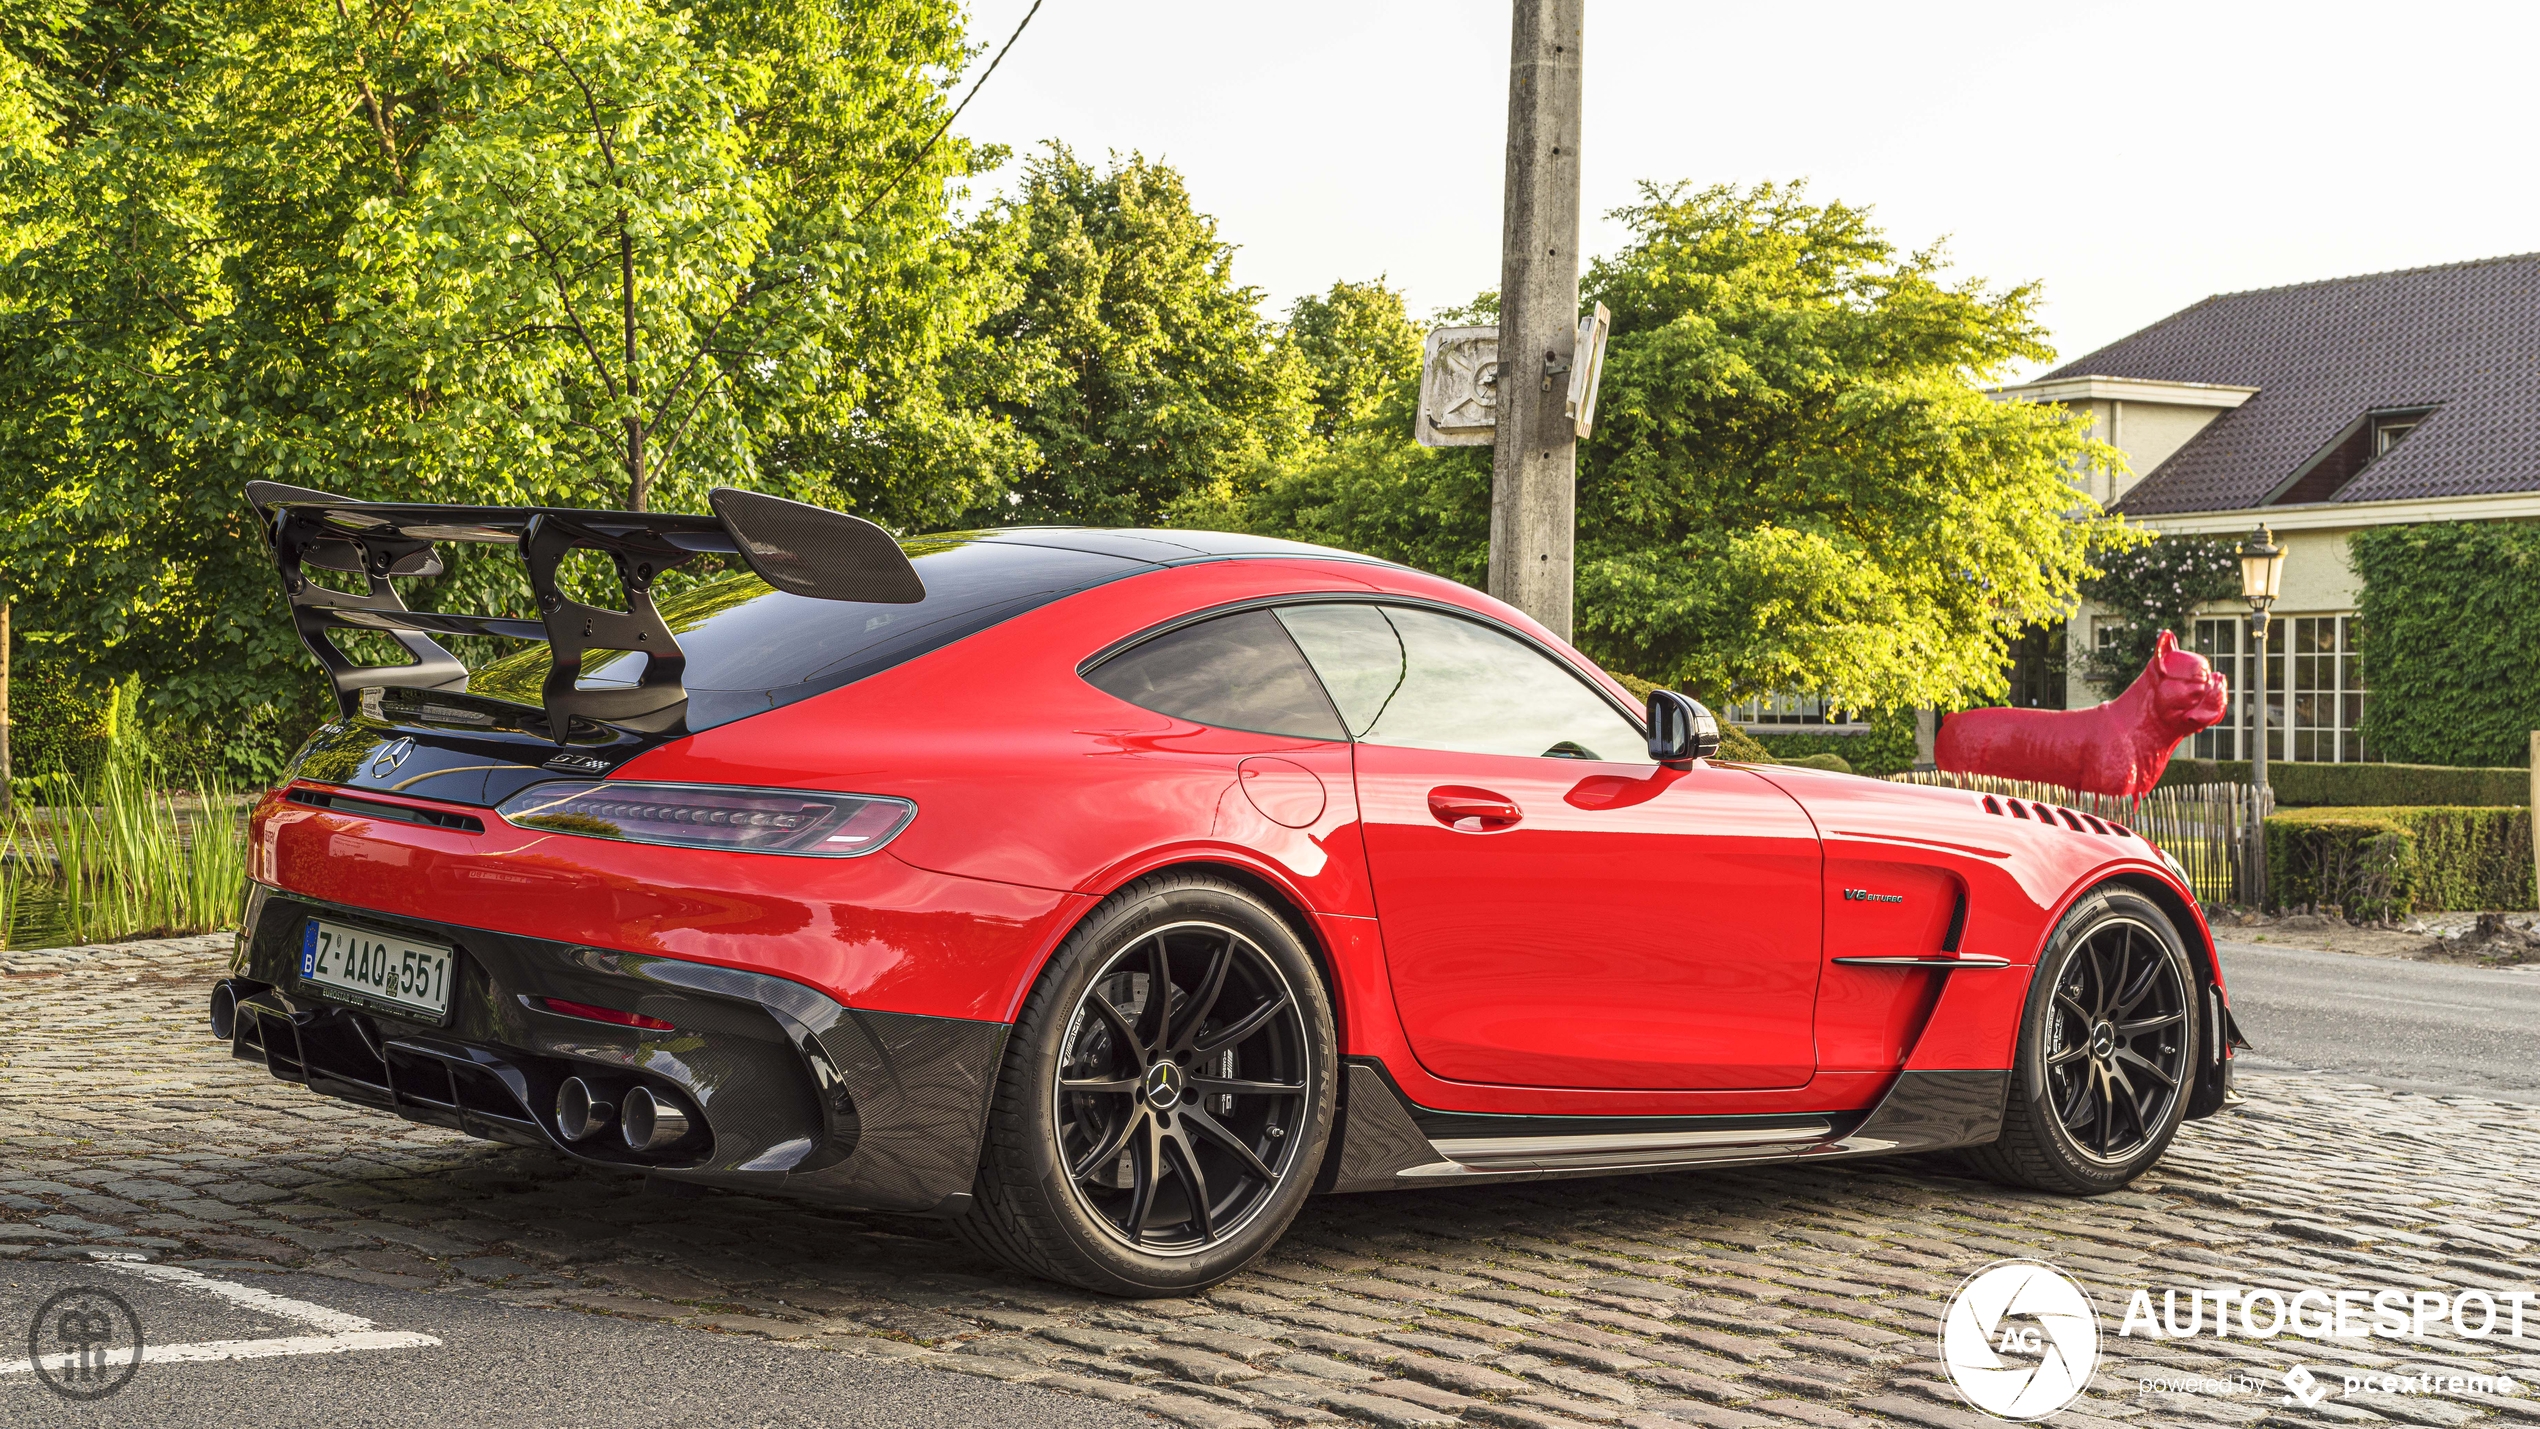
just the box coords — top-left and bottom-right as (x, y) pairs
(1143, 1062), (1185, 1110)
(2089, 1021), (2117, 1059)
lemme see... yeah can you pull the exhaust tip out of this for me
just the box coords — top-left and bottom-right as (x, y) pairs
(556, 1077), (614, 1142)
(209, 981), (240, 1041)
(621, 1086), (692, 1152)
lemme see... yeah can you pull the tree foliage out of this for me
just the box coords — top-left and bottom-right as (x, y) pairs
(1170, 279), (1492, 585)
(979, 146), (1307, 527)
(2074, 534), (2241, 694)
(1283, 277), (1422, 443)
(1193, 181), (2136, 711)
(0, 0), (1037, 773)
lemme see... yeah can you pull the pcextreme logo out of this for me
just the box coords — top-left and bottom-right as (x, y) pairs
(1940, 1260), (2103, 1420)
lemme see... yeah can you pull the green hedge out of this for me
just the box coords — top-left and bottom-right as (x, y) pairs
(1604, 670), (1811, 766)
(2160, 758), (2528, 807)
(1716, 724), (1774, 762)
(2266, 805), (2533, 917)
(1752, 708), (1918, 776)
(2352, 523), (2540, 767)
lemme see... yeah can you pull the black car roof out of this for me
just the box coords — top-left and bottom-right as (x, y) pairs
(944, 526), (1392, 566)
(468, 526), (1392, 733)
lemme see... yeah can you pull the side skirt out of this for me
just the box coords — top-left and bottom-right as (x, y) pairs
(1319, 1060), (2007, 1193)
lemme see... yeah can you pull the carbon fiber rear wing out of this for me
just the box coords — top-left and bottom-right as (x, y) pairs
(245, 482), (923, 737)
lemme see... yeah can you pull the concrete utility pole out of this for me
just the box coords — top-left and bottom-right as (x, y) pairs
(1488, 0), (1585, 640)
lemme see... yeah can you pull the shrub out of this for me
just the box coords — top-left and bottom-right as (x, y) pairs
(8, 661), (120, 787)
(2393, 807), (2534, 912)
(2266, 805), (2533, 916)
(2161, 759), (2527, 808)
(1779, 752), (1853, 774)
(1753, 708), (1918, 776)
(1716, 724), (1775, 763)
(2266, 811), (2416, 920)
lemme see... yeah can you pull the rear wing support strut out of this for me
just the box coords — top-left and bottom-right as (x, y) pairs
(246, 483), (923, 739)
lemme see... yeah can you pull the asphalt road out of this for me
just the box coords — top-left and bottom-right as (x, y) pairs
(2215, 937), (2540, 1101)
(1, 1259), (1157, 1429)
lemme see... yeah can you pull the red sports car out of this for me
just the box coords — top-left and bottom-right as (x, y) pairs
(219, 484), (2241, 1296)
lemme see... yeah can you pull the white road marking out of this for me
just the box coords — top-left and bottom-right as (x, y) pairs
(0, 1254), (439, 1377)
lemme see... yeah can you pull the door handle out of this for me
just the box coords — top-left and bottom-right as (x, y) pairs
(1428, 786), (1522, 831)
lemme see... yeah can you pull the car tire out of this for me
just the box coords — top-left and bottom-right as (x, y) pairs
(953, 872), (1337, 1296)
(1964, 885), (2201, 1196)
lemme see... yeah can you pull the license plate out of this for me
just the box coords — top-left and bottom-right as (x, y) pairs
(298, 919), (455, 1022)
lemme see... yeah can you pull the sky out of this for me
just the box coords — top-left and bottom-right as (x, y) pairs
(949, 0), (2540, 380)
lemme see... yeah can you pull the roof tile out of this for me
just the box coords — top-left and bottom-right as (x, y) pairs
(2044, 252), (2540, 513)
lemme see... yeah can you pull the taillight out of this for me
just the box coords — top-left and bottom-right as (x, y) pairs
(494, 780), (915, 858)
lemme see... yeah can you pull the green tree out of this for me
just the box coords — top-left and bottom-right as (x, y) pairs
(1572, 181), (2132, 710)
(1283, 277), (1422, 442)
(978, 146), (1307, 527)
(1196, 181), (2133, 712)
(0, 0), (1037, 774)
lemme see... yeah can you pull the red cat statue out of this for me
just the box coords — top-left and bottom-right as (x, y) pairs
(1936, 630), (2230, 798)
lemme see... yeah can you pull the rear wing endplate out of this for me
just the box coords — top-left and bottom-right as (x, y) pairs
(245, 482), (923, 738)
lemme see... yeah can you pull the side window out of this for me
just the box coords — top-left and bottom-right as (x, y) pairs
(1271, 604), (1403, 735)
(1085, 609), (1346, 740)
(1277, 603), (1643, 761)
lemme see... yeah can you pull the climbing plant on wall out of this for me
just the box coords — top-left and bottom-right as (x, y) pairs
(2351, 522), (2540, 767)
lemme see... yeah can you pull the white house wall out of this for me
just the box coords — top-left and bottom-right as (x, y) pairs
(2107, 402), (2228, 505)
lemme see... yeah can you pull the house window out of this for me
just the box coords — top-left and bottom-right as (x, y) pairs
(2190, 613), (2368, 763)
(2189, 618), (2245, 760)
(2004, 623), (2065, 710)
(1727, 693), (1865, 730)
(2288, 614), (2369, 763)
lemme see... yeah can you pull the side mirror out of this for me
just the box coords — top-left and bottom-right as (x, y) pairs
(1646, 690), (1721, 767)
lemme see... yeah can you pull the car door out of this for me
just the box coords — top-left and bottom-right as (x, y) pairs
(1275, 602), (1824, 1091)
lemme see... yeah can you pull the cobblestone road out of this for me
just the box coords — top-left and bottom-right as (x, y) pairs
(6, 937), (2538, 1429)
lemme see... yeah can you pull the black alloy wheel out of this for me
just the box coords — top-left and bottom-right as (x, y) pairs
(1965, 885), (2202, 1195)
(955, 873), (1336, 1295)
(1053, 921), (1310, 1253)
(2043, 916), (2190, 1161)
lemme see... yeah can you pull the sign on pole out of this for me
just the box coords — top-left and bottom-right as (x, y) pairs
(1414, 304), (1608, 449)
(1415, 327), (1500, 447)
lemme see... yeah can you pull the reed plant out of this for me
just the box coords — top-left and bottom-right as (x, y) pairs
(0, 818), (22, 942)
(3, 764), (248, 948)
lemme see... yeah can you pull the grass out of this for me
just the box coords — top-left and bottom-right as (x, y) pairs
(3, 765), (248, 950)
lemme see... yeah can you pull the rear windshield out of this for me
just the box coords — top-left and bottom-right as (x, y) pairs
(470, 536), (1145, 730)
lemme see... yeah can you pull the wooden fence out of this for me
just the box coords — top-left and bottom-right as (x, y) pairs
(1885, 770), (2268, 907)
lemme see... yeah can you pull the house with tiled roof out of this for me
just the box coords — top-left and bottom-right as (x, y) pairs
(1997, 252), (2540, 764)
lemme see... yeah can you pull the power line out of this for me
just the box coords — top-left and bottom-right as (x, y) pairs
(851, 0), (1045, 227)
